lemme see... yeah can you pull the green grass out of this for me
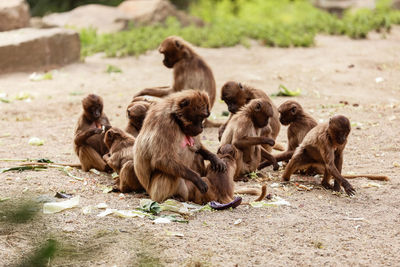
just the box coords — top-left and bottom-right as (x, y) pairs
(80, 0), (400, 57)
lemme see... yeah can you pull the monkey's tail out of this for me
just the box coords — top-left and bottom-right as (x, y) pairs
(235, 184), (267, 202)
(273, 143), (285, 151)
(343, 174), (389, 181)
(204, 119), (222, 128)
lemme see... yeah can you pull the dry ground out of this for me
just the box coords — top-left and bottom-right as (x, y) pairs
(0, 27), (399, 266)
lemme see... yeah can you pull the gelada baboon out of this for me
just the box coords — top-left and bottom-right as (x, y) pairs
(282, 115), (356, 196)
(221, 98), (278, 180)
(74, 94), (111, 172)
(103, 127), (143, 192)
(134, 90), (226, 202)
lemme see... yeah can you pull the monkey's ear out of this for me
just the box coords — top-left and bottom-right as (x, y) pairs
(175, 40), (181, 49)
(238, 83), (244, 89)
(255, 102), (262, 111)
(290, 106), (297, 114)
(179, 98), (190, 108)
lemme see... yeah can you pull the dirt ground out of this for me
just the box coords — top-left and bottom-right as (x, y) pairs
(0, 26), (399, 267)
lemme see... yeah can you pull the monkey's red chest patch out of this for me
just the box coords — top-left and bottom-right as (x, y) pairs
(95, 122), (102, 129)
(181, 136), (195, 148)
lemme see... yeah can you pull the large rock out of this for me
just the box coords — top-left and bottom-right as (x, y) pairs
(0, 28), (80, 74)
(42, 4), (132, 33)
(393, 0), (400, 9)
(118, 0), (204, 27)
(314, 0), (375, 15)
(0, 0), (30, 32)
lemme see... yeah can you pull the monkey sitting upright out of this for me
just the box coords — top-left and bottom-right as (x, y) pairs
(133, 90), (226, 203)
(134, 36), (220, 127)
(219, 81), (281, 152)
(220, 98), (278, 180)
(282, 115), (356, 196)
(74, 94), (111, 172)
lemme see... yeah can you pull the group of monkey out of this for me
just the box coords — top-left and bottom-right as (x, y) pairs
(73, 36), (388, 207)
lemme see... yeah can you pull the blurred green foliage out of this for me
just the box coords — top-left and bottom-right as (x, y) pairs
(27, 0), (124, 16)
(76, 0), (400, 57)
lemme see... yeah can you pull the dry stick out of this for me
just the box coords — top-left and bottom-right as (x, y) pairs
(342, 174), (389, 181)
(18, 162), (81, 168)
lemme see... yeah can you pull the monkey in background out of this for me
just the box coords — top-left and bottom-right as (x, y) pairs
(135, 36), (220, 127)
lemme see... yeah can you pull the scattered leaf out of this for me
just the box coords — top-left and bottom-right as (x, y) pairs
(29, 72), (53, 81)
(250, 196), (291, 207)
(96, 203), (108, 209)
(361, 182), (382, 188)
(375, 77), (384, 83)
(106, 65), (122, 73)
(0, 197), (10, 202)
(139, 199), (161, 215)
(153, 217), (171, 224)
(166, 231), (184, 237)
(28, 137), (44, 146)
(233, 219), (242, 225)
(102, 186), (113, 194)
(272, 84), (301, 97)
(43, 196), (80, 214)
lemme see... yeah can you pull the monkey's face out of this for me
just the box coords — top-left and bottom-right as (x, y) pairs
(278, 102), (299, 125)
(83, 94), (103, 121)
(159, 37), (186, 68)
(329, 115), (351, 145)
(250, 100), (273, 128)
(221, 82), (247, 114)
(173, 92), (210, 137)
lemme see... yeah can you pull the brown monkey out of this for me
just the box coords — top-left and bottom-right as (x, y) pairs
(74, 94), (111, 172)
(125, 96), (158, 137)
(219, 81), (281, 150)
(103, 127), (143, 192)
(282, 115), (356, 196)
(220, 98), (278, 180)
(133, 90), (226, 202)
(258, 100), (317, 170)
(135, 36), (219, 127)
(189, 144), (267, 204)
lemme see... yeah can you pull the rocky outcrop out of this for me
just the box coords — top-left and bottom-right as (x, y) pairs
(0, 28), (80, 73)
(0, 0), (30, 32)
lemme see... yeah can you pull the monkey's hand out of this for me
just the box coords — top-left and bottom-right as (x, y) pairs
(342, 180), (356, 196)
(193, 176), (208, 193)
(210, 157), (227, 172)
(261, 137), (275, 146)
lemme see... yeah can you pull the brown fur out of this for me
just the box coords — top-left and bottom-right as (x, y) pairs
(282, 115), (356, 196)
(74, 94), (111, 172)
(135, 36), (219, 127)
(188, 144), (237, 204)
(219, 81), (281, 151)
(259, 100), (317, 169)
(220, 98), (278, 180)
(125, 96), (158, 137)
(103, 127), (143, 192)
(133, 90), (226, 202)
(135, 36), (216, 107)
(235, 184), (267, 202)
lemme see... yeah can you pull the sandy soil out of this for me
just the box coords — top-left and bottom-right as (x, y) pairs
(0, 27), (399, 266)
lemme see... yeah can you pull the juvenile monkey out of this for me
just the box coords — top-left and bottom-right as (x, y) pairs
(133, 90), (226, 202)
(103, 127), (143, 192)
(135, 36), (219, 127)
(74, 94), (111, 172)
(220, 98), (278, 180)
(125, 96), (158, 137)
(258, 100), (317, 170)
(282, 115), (356, 196)
(189, 144), (267, 204)
(219, 81), (281, 151)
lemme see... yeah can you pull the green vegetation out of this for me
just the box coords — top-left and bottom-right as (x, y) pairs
(78, 0), (400, 57)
